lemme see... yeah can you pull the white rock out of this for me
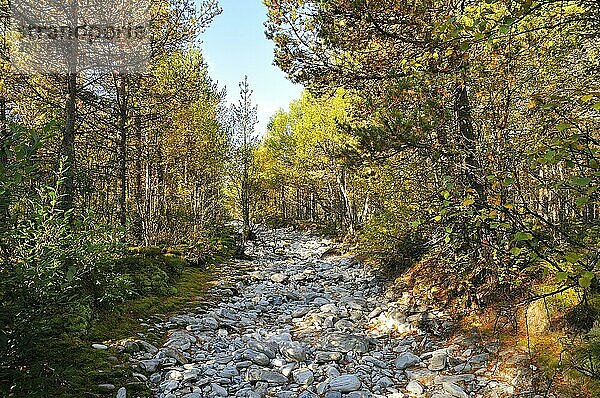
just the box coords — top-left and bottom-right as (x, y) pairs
(442, 382), (468, 398)
(271, 273), (288, 283)
(406, 380), (424, 395)
(428, 354), (447, 371)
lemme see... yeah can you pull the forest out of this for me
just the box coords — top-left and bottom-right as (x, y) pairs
(1, 0), (599, 397)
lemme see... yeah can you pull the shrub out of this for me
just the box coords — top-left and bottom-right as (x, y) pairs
(359, 211), (427, 275)
(0, 180), (125, 363)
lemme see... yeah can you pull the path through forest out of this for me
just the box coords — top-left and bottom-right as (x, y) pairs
(125, 228), (539, 398)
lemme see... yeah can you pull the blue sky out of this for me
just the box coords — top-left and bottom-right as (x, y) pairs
(200, 0), (303, 136)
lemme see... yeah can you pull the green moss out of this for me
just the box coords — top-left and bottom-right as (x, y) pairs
(4, 265), (217, 397)
(4, 336), (150, 398)
(113, 251), (187, 298)
(89, 266), (216, 341)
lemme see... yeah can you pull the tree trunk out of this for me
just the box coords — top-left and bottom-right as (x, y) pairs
(454, 82), (485, 205)
(0, 90), (9, 238)
(115, 72), (128, 229)
(59, 72), (77, 214)
(242, 159), (251, 240)
(133, 114), (143, 242)
(337, 170), (355, 234)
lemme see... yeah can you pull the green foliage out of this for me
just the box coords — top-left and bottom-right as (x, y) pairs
(0, 178), (125, 358)
(255, 89), (368, 233)
(359, 211), (427, 274)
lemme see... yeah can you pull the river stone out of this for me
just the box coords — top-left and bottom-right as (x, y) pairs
(347, 391), (372, 398)
(395, 351), (421, 370)
(334, 319), (355, 332)
(194, 316), (219, 331)
(211, 383), (228, 397)
(243, 349), (271, 366)
(139, 359), (161, 373)
(320, 303), (338, 314)
(368, 307), (383, 319)
(162, 347), (188, 365)
(183, 368), (201, 381)
(434, 374), (475, 384)
(292, 308), (310, 318)
(270, 273), (288, 283)
(315, 351), (343, 363)
(138, 340), (159, 354)
(134, 229), (515, 398)
(406, 380), (424, 395)
(292, 368), (314, 385)
(323, 333), (374, 353)
(428, 354), (447, 371)
(326, 366), (341, 378)
(281, 342), (307, 362)
(317, 381), (329, 394)
(92, 343), (108, 350)
(298, 391), (318, 398)
(328, 374), (361, 392)
(281, 363), (297, 377)
(116, 387), (126, 398)
(377, 376), (393, 388)
(246, 369), (288, 385)
(248, 339), (278, 359)
(159, 380), (179, 393)
(468, 353), (488, 364)
(149, 372), (161, 383)
(219, 366), (238, 378)
(236, 360), (253, 368)
(165, 370), (183, 381)
(443, 382), (468, 398)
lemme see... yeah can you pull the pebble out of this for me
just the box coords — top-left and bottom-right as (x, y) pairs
(292, 368), (314, 385)
(443, 382), (468, 398)
(211, 383), (228, 397)
(428, 353), (447, 371)
(116, 387), (126, 398)
(97, 384), (115, 392)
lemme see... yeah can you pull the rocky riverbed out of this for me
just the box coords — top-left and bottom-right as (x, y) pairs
(110, 227), (542, 398)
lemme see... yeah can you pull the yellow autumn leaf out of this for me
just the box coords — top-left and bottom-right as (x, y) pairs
(463, 197), (475, 207)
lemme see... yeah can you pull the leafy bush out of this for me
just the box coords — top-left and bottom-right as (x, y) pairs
(0, 181), (126, 361)
(359, 211), (427, 275)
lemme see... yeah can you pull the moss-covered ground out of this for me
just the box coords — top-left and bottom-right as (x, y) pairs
(3, 258), (221, 398)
